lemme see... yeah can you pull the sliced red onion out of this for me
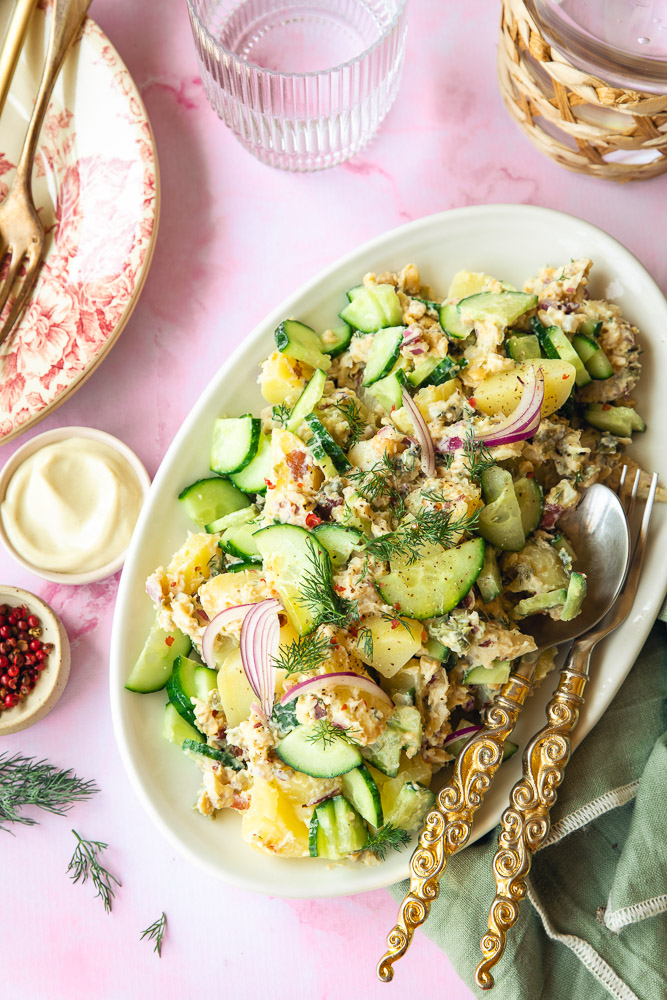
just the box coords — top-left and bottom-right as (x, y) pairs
(202, 603), (255, 668)
(401, 388), (436, 476)
(240, 600), (281, 715)
(409, 346), (427, 355)
(402, 325), (423, 345)
(145, 577), (163, 604)
(436, 367), (544, 452)
(280, 670), (393, 708)
(443, 725), (482, 747)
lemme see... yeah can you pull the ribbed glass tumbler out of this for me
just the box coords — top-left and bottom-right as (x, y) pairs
(186, 0), (408, 171)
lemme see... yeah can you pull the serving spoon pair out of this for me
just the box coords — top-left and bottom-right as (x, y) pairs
(377, 479), (633, 982)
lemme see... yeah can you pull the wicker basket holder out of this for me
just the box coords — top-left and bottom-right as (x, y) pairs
(498, 0), (667, 182)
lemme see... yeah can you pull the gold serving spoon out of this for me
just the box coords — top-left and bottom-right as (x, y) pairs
(377, 482), (630, 982)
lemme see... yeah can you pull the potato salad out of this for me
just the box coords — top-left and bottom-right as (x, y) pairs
(126, 259), (649, 864)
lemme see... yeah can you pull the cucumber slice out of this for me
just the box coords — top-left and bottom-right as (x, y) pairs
(477, 545), (502, 603)
(277, 724), (362, 777)
(444, 720), (482, 756)
(210, 415), (261, 475)
(361, 327), (405, 386)
(182, 738), (245, 770)
(503, 740), (518, 761)
(163, 703), (203, 747)
(464, 660), (511, 685)
(341, 764), (383, 826)
(274, 319), (331, 370)
(178, 477), (249, 526)
(457, 291), (538, 327)
(285, 369), (327, 434)
(572, 334), (614, 381)
(579, 318), (602, 338)
(339, 284), (402, 332)
(561, 571), (587, 622)
(254, 524), (330, 634)
(333, 795), (368, 854)
(125, 620), (191, 694)
(480, 465), (509, 502)
(384, 781), (435, 834)
(322, 322), (353, 359)
(165, 655), (201, 726)
(439, 302), (470, 340)
(193, 665), (218, 701)
(424, 636), (450, 662)
(221, 518), (261, 562)
(309, 799), (342, 859)
(420, 355), (468, 388)
(362, 725), (403, 778)
(538, 326), (591, 387)
(312, 523), (364, 567)
(514, 477), (544, 536)
(226, 559), (257, 573)
(584, 403), (644, 437)
(478, 477), (526, 552)
(514, 589), (567, 617)
(406, 357), (439, 387)
(377, 537), (486, 620)
(506, 334), (541, 363)
(229, 432), (272, 493)
(303, 413), (351, 473)
(206, 505), (257, 535)
(369, 369), (406, 412)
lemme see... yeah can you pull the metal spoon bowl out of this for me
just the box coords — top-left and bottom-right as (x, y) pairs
(519, 482), (630, 652)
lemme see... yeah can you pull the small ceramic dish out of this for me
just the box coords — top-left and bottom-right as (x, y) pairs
(0, 426), (151, 585)
(0, 586), (71, 736)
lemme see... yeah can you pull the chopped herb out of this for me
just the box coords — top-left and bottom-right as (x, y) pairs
(305, 719), (361, 750)
(0, 753), (98, 832)
(271, 629), (332, 676)
(271, 700), (299, 736)
(356, 626), (374, 660)
(140, 912), (167, 957)
(379, 610), (414, 634)
(346, 454), (405, 511)
(462, 427), (496, 484)
(272, 402), (292, 427)
(362, 823), (411, 860)
(364, 504), (480, 565)
(436, 451), (454, 469)
(297, 540), (359, 628)
(323, 397), (365, 448)
(67, 830), (121, 913)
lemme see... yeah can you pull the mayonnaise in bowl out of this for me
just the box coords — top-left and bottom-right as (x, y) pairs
(0, 428), (150, 583)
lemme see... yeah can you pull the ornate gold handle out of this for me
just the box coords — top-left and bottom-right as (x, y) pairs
(377, 660), (538, 983)
(475, 641), (593, 990)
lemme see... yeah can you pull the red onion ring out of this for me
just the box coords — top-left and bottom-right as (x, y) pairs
(443, 724), (482, 747)
(437, 367), (545, 452)
(202, 604), (255, 668)
(280, 670), (393, 708)
(401, 388), (436, 476)
(240, 600), (281, 710)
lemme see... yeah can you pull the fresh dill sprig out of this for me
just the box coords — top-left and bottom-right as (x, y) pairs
(67, 830), (121, 913)
(140, 912), (167, 957)
(297, 541), (359, 628)
(356, 626), (374, 660)
(346, 454), (405, 511)
(362, 823), (411, 860)
(272, 402), (292, 427)
(323, 397), (365, 448)
(436, 451), (454, 470)
(379, 610), (414, 634)
(0, 753), (98, 832)
(462, 426), (496, 484)
(364, 505), (480, 565)
(305, 719), (361, 750)
(272, 629), (332, 676)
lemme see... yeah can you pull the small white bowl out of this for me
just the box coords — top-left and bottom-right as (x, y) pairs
(0, 586), (71, 736)
(0, 426), (151, 585)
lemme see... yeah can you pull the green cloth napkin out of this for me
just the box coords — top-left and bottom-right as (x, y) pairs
(388, 621), (667, 1000)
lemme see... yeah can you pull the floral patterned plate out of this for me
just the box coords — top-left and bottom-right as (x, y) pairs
(0, 2), (159, 444)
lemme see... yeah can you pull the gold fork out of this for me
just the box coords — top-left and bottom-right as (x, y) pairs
(0, 0), (39, 120)
(0, 0), (90, 347)
(475, 467), (658, 990)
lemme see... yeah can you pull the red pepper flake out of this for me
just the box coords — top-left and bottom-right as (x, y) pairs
(468, 397), (476, 407)
(391, 620), (400, 630)
(562, 374), (569, 379)
(602, 403), (611, 411)
(334, 584), (345, 593)
(165, 636), (175, 647)
(526, 471), (535, 479)
(393, 603), (401, 611)
(329, 637), (338, 646)
(348, 625), (358, 638)
(305, 512), (322, 528)
(421, 631), (428, 642)
(264, 478), (275, 489)
(170, 582), (177, 587)
(341, 704), (348, 711)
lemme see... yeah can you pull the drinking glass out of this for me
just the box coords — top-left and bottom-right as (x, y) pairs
(186, 0), (408, 171)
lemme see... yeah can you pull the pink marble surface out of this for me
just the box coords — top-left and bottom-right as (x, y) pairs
(1, 2), (666, 998)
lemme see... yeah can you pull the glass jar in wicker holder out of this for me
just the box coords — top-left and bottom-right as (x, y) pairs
(498, 0), (667, 182)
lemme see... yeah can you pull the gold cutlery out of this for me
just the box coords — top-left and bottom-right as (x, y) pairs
(0, 0), (90, 346)
(475, 468), (658, 990)
(0, 0), (39, 119)
(377, 481), (630, 981)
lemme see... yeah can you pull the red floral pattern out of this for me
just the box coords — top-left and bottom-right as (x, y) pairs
(0, 14), (157, 443)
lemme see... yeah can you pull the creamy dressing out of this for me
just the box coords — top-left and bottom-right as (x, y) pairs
(1, 437), (144, 573)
